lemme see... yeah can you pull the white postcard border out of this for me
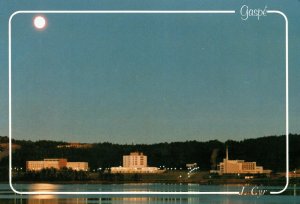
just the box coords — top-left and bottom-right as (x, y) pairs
(8, 9), (288, 195)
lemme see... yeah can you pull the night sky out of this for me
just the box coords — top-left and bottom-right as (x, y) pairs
(0, 0), (299, 143)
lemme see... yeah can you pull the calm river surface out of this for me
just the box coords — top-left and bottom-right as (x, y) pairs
(0, 183), (299, 204)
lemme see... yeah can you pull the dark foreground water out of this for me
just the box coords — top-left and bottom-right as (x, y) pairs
(0, 183), (299, 204)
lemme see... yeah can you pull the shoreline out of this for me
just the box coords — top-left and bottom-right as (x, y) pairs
(6, 178), (294, 186)
(7, 171), (299, 186)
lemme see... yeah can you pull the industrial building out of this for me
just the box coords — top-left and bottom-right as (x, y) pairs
(215, 147), (270, 175)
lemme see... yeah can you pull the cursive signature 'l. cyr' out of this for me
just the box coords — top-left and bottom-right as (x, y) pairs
(239, 186), (268, 197)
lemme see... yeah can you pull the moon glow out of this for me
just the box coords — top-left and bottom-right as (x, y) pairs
(33, 15), (47, 30)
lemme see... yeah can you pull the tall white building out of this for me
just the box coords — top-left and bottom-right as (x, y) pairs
(111, 152), (161, 174)
(123, 152), (147, 168)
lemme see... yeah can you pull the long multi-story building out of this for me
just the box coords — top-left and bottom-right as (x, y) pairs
(26, 158), (88, 171)
(215, 147), (269, 175)
(111, 152), (161, 174)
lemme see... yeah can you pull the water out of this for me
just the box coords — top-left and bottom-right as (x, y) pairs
(0, 183), (299, 204)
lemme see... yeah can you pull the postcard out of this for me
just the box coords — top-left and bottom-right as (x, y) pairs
(0, 0), (299, 203)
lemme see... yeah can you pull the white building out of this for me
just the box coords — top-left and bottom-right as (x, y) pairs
(186, 163), (197, 169)
(26, 161), (45, 171)
(26, 158), (88, 171)
(215, 147), (268, 175)
(111, 152), (161, 174)
(66, 162), (89, 171)
(123, 152), (147, 168)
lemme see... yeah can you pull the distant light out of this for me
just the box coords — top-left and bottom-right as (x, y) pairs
(33, 15), (47, 30)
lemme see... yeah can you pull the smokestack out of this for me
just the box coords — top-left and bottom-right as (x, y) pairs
(210, 149), (219, 170)
(226, 145), (229, 160)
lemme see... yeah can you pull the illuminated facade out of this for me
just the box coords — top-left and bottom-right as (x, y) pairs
(123, 152), (147, 168)
(26, 158), (88, 171)
(26, 161), (45, 171)
(57, 143), (93, 148)
(111, 152), (161, 174)
(43, 158), (67, 169)
(66, 162), (89, 171)
(217, 147), (265, 175)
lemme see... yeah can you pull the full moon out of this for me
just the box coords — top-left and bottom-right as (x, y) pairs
(33, 15), (47, 30)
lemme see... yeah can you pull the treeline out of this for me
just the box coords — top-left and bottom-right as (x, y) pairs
(0, 134), (299, 178)
(13, 167), (89, 181)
